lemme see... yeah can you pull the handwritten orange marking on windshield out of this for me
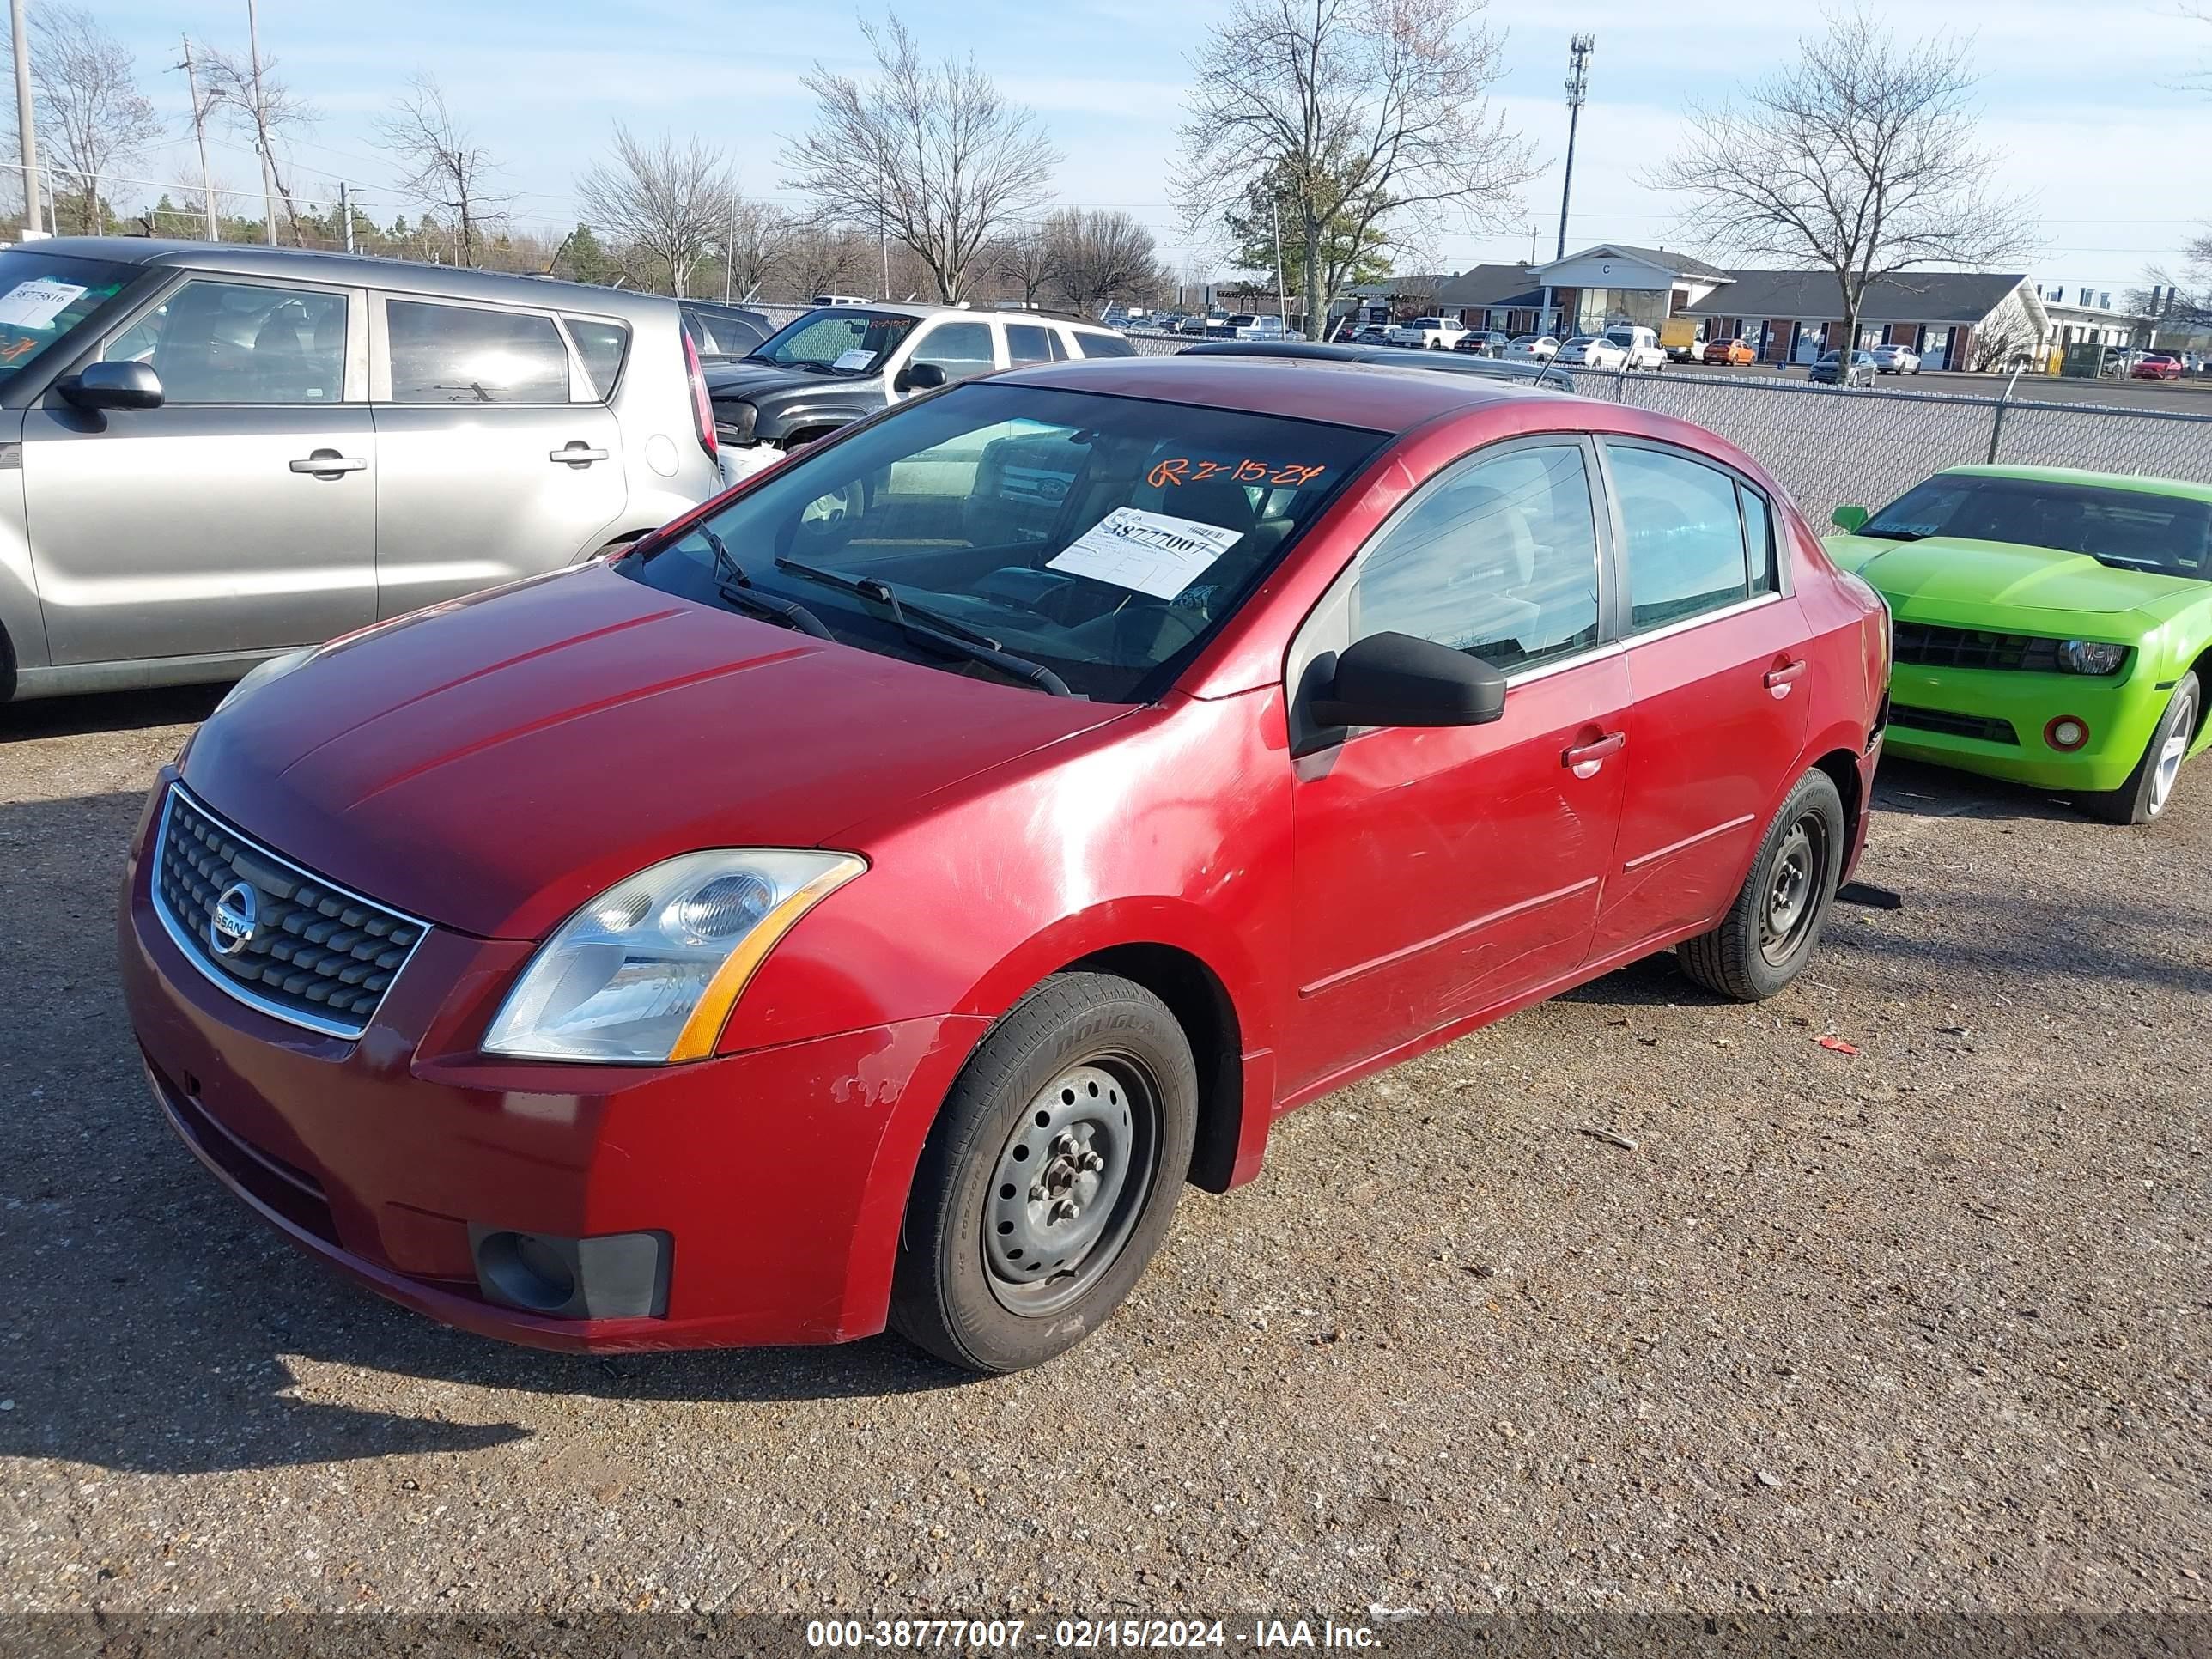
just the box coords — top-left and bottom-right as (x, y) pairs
(1270, 464), (1327, 486)
(1149, 457), (1332, 489)
(1147, 458), (1189, 488)
(1191, 460), (1231, 483)
(1232, 459), (1269, 482)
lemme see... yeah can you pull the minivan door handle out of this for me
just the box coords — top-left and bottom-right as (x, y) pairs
(1764, 658), (1809, 697)
(1563, 731), (1626, 778)
(289, 449), (366, 477)
(550, 442), (610, 467)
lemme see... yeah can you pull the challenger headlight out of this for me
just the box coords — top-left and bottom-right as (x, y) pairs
(2057, 640), (2128, 676)
(214, 647), (317, 716)
(483, 850), (865, 1064)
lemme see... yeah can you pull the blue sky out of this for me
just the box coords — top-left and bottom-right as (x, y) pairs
(92, 0), (2212, 295)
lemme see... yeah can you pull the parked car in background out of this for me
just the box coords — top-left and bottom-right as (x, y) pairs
(1452, 330), (1510, 357)
(1659, 317), (1702, 362)
(1504, 334), (1559, 362)
(1384, 316), (1468, 351)
(704, 303), (1136, 472)
(811, 293), (872, 307)
(2133, 353), (2184, 381)
(1182, 313), (1221, 337)
(679, 300), (775, 359)
(1603, 325), (1668, 371)
(1826, 465), (2212, 823)
(1809, 349), (1876, 386)
(1233, 314), (1298, 342)
(1869, 343), (1921, 375)
(125, 352), (1888, 1375)
(0, 238), (721, 703)
(1702, 337), (1758, 366)
(1556, 335), (1628, 371)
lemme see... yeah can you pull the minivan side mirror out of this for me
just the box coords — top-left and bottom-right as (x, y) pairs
(1830, 503), (1869, 533)
(61, 361), (164, 412)
(1310, 631), (1508, 732)
(894, 362), (948, 394)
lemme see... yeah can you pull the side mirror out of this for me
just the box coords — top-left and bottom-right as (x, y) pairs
(1830, 503), (1869, 533)
(1310, 631), (1507, 732)
(894, 361), (948, 394)
(61, 360), (164, 412)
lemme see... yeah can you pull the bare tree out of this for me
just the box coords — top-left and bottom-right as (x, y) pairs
(992, 225), (1060, 307)
(719, 198), (797, 301)
(200, 40), (318, 243)
(1180, 0), (1531, 338)
(377, 74), (507, 265)
(783, 14), (1061, 302)
(1044, 209), (1162, 313)
(576, 126), (735, 299)
(25, 6), (161, 235)
(786, 224), (873, 301)
(1647, 9), (2036, 360)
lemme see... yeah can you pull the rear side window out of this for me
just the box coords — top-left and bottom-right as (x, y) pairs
(564, 316), (632, 401)
(386, 300), (570, 404)
(908, 320), (997, 382)
(1073, 331), (1138, 359)
(1607, 443), (1755, 629)
(1741, 483), (1778, 594)
(1006, 322), (1059, 366)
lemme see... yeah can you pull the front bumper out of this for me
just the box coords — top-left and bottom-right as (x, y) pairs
(120, 786), (988, 1352)
(1882, 660), (2164, 792)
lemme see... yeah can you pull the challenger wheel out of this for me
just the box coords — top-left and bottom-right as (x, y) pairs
(890, 974), (1197, 1374)
(1676, 769), (1846, 1001)
(2085, 672), (2198, 825)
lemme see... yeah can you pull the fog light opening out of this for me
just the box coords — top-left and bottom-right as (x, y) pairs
(2045, 716), (2091, 752)
(475, 1230), (577, 1313)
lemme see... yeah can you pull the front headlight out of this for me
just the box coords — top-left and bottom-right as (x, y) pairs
(714, 399), (757, 445)
(214, 647), (317, 716)
(483, 849), (865, 1064)
(2057, 640), (2128, 676)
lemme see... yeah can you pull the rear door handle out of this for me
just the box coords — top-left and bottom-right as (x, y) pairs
(1765, 659), (1809, 697)
(1563, 731), (1626, 778)
(289, 450), (366, 477)
(550, 442), (610, 466)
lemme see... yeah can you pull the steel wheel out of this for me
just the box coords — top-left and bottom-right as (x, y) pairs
(982, 1054), (1158, 1316)
(1757, 813), (1829, 968)
(2148, 686), (2197, 818)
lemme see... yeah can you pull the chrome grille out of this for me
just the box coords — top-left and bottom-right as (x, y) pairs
(151, 786), (428, 1039)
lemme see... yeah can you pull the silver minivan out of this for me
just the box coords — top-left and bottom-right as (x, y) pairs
(0, 239), (724, 702)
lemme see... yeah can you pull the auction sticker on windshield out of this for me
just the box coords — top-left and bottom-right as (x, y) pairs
(833, 349), (875, 371)
(1048, 507), (1246, 599)
(0, 279), (87, 330)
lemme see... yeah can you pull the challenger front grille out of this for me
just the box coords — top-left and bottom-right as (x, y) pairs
(1891, 622), (2061, 673)
(150, 786), (428, 1040)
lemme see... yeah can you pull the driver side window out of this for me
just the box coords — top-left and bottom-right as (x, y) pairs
(101, 278), (349, 404)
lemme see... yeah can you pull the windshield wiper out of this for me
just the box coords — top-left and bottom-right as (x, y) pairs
(699, 526), (836, 641)
(773, 555), (1073, 696)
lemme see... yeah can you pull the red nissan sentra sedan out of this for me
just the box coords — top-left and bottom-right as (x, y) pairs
(121, 356), (1889, 1374)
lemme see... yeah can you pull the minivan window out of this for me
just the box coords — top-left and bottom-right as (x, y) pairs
(1349, 442), (1601, 672)
(564, 316), (632, 401)
(1609, 443), (1756, 629)
(0, 250), (137, 389)
(386, 300), (570, 404)
(103, 279), (348, 404)
(617, 381), (1385, 702)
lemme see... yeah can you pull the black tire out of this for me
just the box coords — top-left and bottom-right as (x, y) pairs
(2083, 672), (2199, 825)
(1677, 769), (1847, 1001)
(890, 972), (1198, 1374)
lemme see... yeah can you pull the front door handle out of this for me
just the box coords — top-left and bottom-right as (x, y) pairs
(550, 442), (610, 467)
(289, 449), (366, 477)
(1765, 658), (1809, 698)
(1563, 731), (1626, 778)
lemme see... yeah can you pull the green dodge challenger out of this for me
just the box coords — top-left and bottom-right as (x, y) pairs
(1824, 465), (2212, 824)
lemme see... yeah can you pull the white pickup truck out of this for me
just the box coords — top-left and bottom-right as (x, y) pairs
(1383, 316), (1469, 351)
(1603, 325), (1668, 372)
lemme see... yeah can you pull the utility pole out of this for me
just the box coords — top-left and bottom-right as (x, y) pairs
(179, 35), (219, 240)
(9, 0), (39, 238)
(246, 0), (276, 245)
(337, 180), (354, 253)
(1270, 195), (1288, 326)
(1555, 33), (1594, 263)
(724, 196), (735, 304)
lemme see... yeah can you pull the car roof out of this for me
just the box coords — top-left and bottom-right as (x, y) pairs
(829, 300), (1119, 334)
(29, 235), (677, 321)
(1939, 465), (2212, 504)
(994, 352), (1566, 434)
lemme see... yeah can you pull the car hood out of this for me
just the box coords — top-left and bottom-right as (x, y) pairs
(702, 357), (878, 401)
(1823, 533), (2206, 619)
(182, 565), (1128, 939)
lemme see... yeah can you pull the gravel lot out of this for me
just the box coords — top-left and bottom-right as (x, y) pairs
(1, 688), (2206, 1620)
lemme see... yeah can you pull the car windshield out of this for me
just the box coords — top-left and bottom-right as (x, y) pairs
(1859, 474), (2212, 580)
(616, 381), (1387, 702)
(0, 250), (138, 387)
(750, 307), (919, 374)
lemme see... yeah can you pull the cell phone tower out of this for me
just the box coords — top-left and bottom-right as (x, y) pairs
(1556, 33), (1595, 263)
